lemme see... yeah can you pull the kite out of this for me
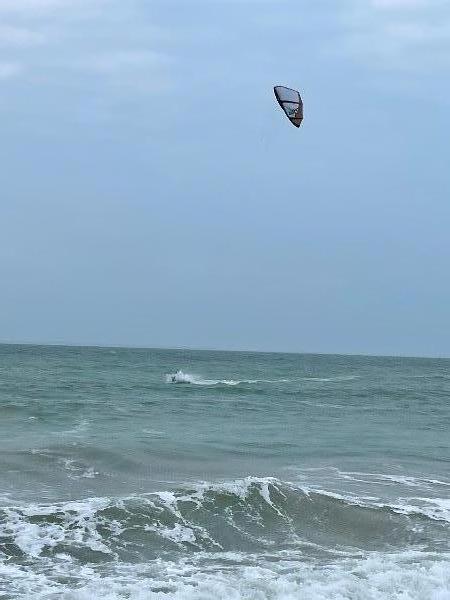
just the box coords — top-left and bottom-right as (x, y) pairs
(274, 86), (303, 128)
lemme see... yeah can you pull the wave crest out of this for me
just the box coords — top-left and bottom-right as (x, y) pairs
(1, 477), (449, 566)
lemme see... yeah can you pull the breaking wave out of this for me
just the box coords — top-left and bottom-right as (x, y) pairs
(1, 477), (449, 598)
(1, 476), (450, 599)
(1, 477), (449, 561)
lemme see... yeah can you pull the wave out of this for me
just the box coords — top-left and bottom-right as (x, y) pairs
(1, 479), (450, 599)
(1, 477), (448, 564)
(294, 467), (450, 490)
(1, 476), (449, 598)
(334, 470), (450, 490)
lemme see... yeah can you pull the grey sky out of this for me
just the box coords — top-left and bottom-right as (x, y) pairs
(1, 0), (449, 356)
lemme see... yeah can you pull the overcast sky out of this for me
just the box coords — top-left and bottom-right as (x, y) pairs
(1, 0), (449, 356)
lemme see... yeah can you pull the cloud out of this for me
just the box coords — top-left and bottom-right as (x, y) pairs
(339, 0), (450, 70)
(371, 0), (426, 8)
(60, 49), (172, 95)
(0, 25), (46, 47)
(0, 1), (173, 93)
(77, 51), (170, 74)
(0, 0), (105, 14)
(66, 50), (173, 94)
(0, 62), (23, 80)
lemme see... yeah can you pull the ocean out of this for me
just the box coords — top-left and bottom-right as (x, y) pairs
(0, 343), (449, 599)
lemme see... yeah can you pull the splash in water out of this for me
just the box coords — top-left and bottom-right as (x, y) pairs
(166, 370), (193, 384)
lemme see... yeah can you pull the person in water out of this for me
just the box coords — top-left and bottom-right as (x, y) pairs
(170, 371), (191, 384)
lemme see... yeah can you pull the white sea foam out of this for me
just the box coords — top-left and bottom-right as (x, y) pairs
(51, 418), (90, 438)
(0, 497), (114, 558)
(145, 523), (199, 546)
(385, 497), (450, 523)
(289, 466), (450, 498)
(167, 476), (284, 506)
(1, 509), (65, 557)
(0, 550), (449, 599)
(336, 470), (450, 490)
(60, 458), (99, 479)
(299, 485), (450, 524)
(142, 429), (166, 437)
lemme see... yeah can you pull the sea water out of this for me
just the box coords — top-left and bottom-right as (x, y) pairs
(0, 344), (449, 599)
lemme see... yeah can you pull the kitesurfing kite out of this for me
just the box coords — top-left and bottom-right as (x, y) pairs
(274, 86), (303, 128)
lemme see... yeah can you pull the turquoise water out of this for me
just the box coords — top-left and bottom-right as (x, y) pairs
(0, 344), (449, 598)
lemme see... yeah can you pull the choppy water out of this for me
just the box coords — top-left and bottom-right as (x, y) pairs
(0, 344), (449, 599)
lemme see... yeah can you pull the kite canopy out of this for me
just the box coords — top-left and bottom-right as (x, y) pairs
(274, 86), (303, 128)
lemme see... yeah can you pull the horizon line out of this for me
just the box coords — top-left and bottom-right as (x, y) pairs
(0, 340), (449, 361)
